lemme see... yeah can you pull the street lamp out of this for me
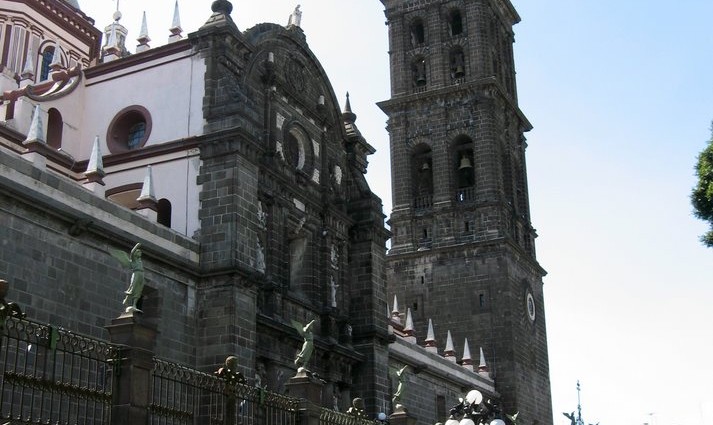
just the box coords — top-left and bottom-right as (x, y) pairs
(442, 389), (516, 425)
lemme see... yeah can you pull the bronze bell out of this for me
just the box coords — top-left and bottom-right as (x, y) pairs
(454, 65), (465, 78)
(421, 161), (430, 171)
(459, 155), (472, 169)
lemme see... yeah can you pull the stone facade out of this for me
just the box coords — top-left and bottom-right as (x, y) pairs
(379, 0), (553, 423)
(0, 1), (541, 424)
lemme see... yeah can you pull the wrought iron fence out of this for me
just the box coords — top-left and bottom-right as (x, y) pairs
(150, 358), (300, 425)
(0, 315), (119, 424)
(319, 408), (377, 425)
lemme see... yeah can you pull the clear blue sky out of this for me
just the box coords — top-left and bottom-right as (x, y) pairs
(84, 1), (713, 424)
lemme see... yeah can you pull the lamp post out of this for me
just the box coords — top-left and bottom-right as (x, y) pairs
(441, 389), (516, 425)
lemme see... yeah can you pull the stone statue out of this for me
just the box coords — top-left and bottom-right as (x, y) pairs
(392, 365), (408, 405)
(287, 5), (302, 27)
(330, 244), (339, 269)
(563, 412), (576, 425)
(110, 243), (144, 314)
(329, 276), (339, 308)
(257, 202), (267, 230)
(291, 319), (316, 372)
(256, 239), (266, 273)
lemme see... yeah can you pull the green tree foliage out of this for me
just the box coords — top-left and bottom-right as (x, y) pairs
(692, 125), (713, 247)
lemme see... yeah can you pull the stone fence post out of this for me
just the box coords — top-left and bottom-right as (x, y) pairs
(106, 313), (158, 425)
(286, 370), (324, 425)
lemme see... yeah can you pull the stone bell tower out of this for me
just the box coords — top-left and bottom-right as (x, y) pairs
(378, 0), (553, 423)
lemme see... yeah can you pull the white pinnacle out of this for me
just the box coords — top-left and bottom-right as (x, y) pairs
(404, 308), (414, 332)
(479, 347), (487, 368)
(445, 330), (454, 352)
(24, 105), (45, 144)
(426, 318), (435, 342)
(138, 165), (156, 202)
(462, 338), (472, 361)
(86, 136), (104, 176)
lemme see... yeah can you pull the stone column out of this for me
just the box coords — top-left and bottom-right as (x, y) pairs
(285, 370), (324, 425)
(390, 405), (417, 425)
(106, 313), (158, 425)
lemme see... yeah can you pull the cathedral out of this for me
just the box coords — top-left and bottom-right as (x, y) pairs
(0, 1), (552, 424)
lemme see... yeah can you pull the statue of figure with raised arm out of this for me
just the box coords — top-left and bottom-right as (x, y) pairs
(392, 365), (408, 405)
(110, 243), (145, 314)
(291, 319), (316, 372)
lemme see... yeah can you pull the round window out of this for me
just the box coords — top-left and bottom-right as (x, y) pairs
(525, 290), (536, 323)
(107, 105), (152, 154)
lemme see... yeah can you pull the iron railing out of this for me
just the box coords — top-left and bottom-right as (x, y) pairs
(0, 316), (119, 424)
(320, 408), (377, 425)
(150, 358), (299, 425)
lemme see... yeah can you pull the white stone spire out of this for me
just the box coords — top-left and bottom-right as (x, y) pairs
(136, 165), (158, 221)
(50, 41), (63, 71)
(136, 11), (151, 53)
(169, 1), (183, 43)
(84, 136), (106, 194)
(24, 105), (45, 145)
(85, 136), (105, 178)
(391, 295), (401, 324)
(23, 104), (47, 169)
(403, 308), (416, 343)
(443, 330), (456, 362)
(478, 347), (490, 377)
(138, 165), (156, 202)
(20, 47), (36, 86)
(424, 318), (437, 353)
(461, 338), (474, 371)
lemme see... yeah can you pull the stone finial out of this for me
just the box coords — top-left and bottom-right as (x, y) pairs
(391, 294), (401, 324)
(24, 104), (45, 145)
(138, 165), (156, 202)
(136, 11), (151, 52)
(168, 1), (183, 43)
(443, 330), (456, 362)
(50, 41), (64, 72)
(203, 0), (236, 29)
(216, 355), (246, 385)
(287, 5), (302, 28)
(211, 0), (233, 14)
(85, 136), (105, 184)
(461, 338), (473, 371)
(403, 308), (416, 343)
(343, 92), (357, 123)
(20, 47), (36, 85)
(424, 318), (437, 353)
(478, 347), (489, 377)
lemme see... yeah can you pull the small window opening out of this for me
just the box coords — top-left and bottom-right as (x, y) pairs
(40, 47), (54, 81)
(157, 198), (172, 227)
(412, 58), (427, 87)
(479, 293), (485, 308)
(422, 228), (428, 239)
(413, 302), (418, 311)
(46, 108), (63, 149)
(450, 48), (466, 79)
(449, 10), (463, 36)
(464, 221), (470, 232)
(420, 276), (425, 285)
(410, 19), (425, 46)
